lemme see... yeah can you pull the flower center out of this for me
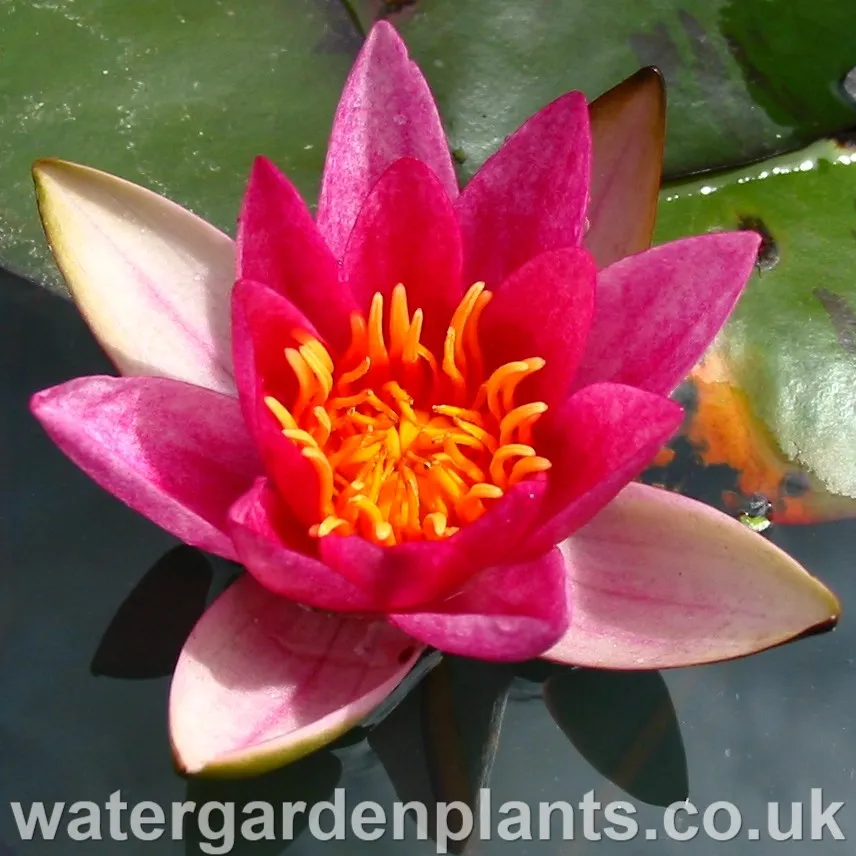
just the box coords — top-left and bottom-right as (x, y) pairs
(265, 283), (551, 546)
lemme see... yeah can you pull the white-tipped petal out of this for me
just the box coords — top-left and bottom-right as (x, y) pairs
(33, 158), (236, 393)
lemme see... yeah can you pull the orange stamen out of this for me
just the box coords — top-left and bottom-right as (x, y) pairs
(389, 284), (410, 361)
(499, 402), (548, 446)
(489, 444), (536, 488)
(264, 396), (297, 430)
(339, 356), (371, 387)
(509, 456), (553, 486)
(403, 310), (424, 364)
(264, 282), (553, 546)
(367, 292), (389, 368)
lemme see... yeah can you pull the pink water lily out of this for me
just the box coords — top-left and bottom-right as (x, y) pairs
(30, 22), (838, 776)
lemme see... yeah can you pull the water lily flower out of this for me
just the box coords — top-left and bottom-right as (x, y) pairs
(30, 22), (838, 776)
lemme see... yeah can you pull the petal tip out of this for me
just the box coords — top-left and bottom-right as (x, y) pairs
(631, 66), (666, 93)
(31, 157), (109, 199)
(32, 156), (74, 181)
(248, 154), (278, 180)
(367, 19), (403, 46)
(803, 576), (842, 626)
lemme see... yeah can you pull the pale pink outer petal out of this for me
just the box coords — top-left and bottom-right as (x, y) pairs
(30, 376), (261, 561)
(316, 21), (458, 260)
(455, 91), (591, 290)
(389, 548), (569, 661)
(33, 159), (236, 394)
(573, 232), (762, 395)
(170, 575), (423, 776)
(544, 483), (841, 670)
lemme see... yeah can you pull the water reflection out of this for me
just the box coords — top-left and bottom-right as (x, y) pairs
(3, 269), (855, 854)
(184, 752), (343, 855)
(91, 546), (212, 680)
(544, 669), (688, 807)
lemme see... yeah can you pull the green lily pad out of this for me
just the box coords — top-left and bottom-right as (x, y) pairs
(357, 0), (856, 184)
(653, 137), (856, 521)
(7, 1), (856, 291)
(0, 0), (357, 289)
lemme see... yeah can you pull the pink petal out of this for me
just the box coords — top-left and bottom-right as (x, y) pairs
(343, 157), (463, 351)
(228, 479), (382, 613)
(574, 233), (762, 395)
(230, 278), (322, 525)
(32, 159), (236, 394)
(230, 277), (319, 433)
(544, 483), (841, 669)
(316, 21), (458, 260)
(525, 383), (683, 554)
(586, 68), (666, 269)
(478, 248), (596, 407)
(319, 479), (548, 611)
(170, 575), (422, 775)
(31, 376), (261, 560)
(237, 157), (356, 353)
(390, 548), (568, 661)
(456, 92), (590, 289)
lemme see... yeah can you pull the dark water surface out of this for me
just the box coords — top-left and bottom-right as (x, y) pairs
(3, 268), (854, 854)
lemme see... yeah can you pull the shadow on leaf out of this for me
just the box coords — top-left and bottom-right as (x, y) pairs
(368, 679), (436, 814)
(369, 656), (512, 853)
(509, 659), (577, 700)
(544, 669), (689, 807)
(183, 750), (343, 855)
(90, 545), (213, 679)
(422, 657), (513, 807)
(362, 649), (443, 729)
(325, 650), (443, 753)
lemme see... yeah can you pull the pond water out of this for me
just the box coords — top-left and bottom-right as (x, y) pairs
(3, 267), (854, 854)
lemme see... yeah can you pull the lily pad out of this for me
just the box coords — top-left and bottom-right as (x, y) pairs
(356, 0), (856, 182)
(653, 137), (856, 522)
(543, 669), (688, 807)
(0, 0), (357, 289)
(7, 0), (856, 292)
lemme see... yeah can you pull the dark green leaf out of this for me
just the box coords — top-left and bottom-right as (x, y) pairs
(359, 0), (855, 183)
(0, 0), (358, 289)
(183, 750), (342, 853)
(419, 658), (512, 851)
(91, 545), (212, 679)
(544, 669), (688, 807)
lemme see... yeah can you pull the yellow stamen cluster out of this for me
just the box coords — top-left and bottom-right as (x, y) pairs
(265, 282), (552, 546)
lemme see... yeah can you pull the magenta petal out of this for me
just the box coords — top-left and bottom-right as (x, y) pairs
(170, 575), (423, 775)
(544, 483), (841, 669)
(456, 92), (591, 289)
(317, 22), (458, 260)
(231, 278), (319, 430)
(231, 280), (322, 525)
(390, 547), (568, 661)
(228, 479), (383, 613)
(343, 158), (463, 350)
(319, 479), (547, 611)
(237, 157), (356, 352)
(574, 233), (762, 395)
(31, 376), (261, 560)
(525, 383), (683, 554)
(479, 248), (596, 407)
